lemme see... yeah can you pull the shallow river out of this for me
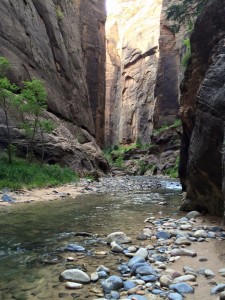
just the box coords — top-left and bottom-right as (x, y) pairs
(0, 177), (222, 300)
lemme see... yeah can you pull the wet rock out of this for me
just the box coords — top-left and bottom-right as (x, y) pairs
(173, 275), (196, 283)
(65, 282), (83, 289)
(156, 231), (171, 240)
(169, 283), (194, 294)
(128, 256), (146, 269)
(135, 265), (158, 277)
(107, 232), (131, 244)
(175, 237), (191, 246)
(160, 274), (173, 287)
(101, 275), (124, 293)
(170, 249), (197, 257)
(1, 194), (15, 203)
(59, 269), (90, 283)
(134, 248), (148, 259)
(64, 244), (86, 252)
(211, 284), (225, 294)
(204, 269), (215, 278)
(97, 265), (110, 274)
(123, 280), (137, 290)
(186, 211), (201, 219)
(111, 241), (124, 253)
(168, 292), (183, 300)
(194, 230), (207, 238)
(90, 272), (99, 282)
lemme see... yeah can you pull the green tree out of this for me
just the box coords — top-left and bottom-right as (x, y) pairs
(19, 79), (48, 162)
(0, 57), (18, 163)
(166, 0), (207, 33)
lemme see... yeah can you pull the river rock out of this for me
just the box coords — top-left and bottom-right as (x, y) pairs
(204, 269), (215, 278)
(134, 248), (148, 259)
(59, 269), (90, 283)
(180, 224), (192, 230)
(135, 265), (158, 277)
(194, 230), (207, 238)
(64, 244), (86, 252)
(169, 283), (194, 294)
(97, 265), (110, 274)
(107, 232), (131, 244)
(173, 275), (196, 283)
(170, 249), (197, 257)
(168, 292), (183, 300)
(141, 275), (158, 282)
(160, 275), (173, 287)
(90, 272), (99, 282)
(111, 241), (124, 253)
(156, 231), (171, 240)
(175, 237), (191, 246)
(65, 282), (83, 289)
(220, 291), (225, 300)
(123, 280), (137, 290)
(211, 284), (225, 294)
(186, 211), (201, 219)
(128, 256), (146, 269)
(101, 275), (124, 293)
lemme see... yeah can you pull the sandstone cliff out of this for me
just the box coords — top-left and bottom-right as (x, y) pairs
(179, 0), (225, 215)
(0, 0), (108, 175)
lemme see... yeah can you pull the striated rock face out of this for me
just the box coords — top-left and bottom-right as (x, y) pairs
(154, 0), (184, 128)
(179, 0), (225, 215)
(105, 0), (185, 146)
(105, 0), (163, 146)
(0, 0), (108, 175)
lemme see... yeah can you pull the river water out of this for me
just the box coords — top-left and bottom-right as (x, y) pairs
(0, 178), (188, 299)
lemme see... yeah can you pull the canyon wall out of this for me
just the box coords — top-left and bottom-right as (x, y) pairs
(179, 0), (225, 215)
(0, 0), (108, 175)
(105, 0), (184, 146)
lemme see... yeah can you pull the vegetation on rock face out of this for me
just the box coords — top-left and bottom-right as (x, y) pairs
(0, 56), (78, 189)
(166, 0), (207, 34)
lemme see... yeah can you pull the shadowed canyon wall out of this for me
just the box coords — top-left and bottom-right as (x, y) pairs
(105, 0), (184, 146)
(179, 0), (225, 216)
(0, 0), (108, 175)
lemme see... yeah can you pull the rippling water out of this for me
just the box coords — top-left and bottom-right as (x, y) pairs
(0, 177), (182, 299)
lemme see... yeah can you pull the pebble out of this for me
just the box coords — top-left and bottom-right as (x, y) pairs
(107, 232), (131, 244)
(168, 292), (183, 300)
(101, 275), (124, 293)
(186, 211), (201, 219)
(170, 249), (197, 257)
(173, 274), (196, 283)
(111, 241), (124, 253)
(65, 282), (83, 289)
(169, 282), (194, 294)
(59, 269), (90, 283)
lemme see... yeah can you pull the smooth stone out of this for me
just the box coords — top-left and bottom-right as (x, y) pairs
(97, 271), (108, 279)
(97, 265), (110, 274)
(130, 262), (149, 276)
(156, 231), (171, 240)
(65, 282), (83, 289)
(204, 269), (215, 278)
(173, 275), (196, 283)
(1, 194), (15, 203)
(186, 211), (201, 219)
(178, 217), (189, 223)
(127, 246), (137, 253)
(127, 295), (147, 300)
(134, 248), (148, 259)
(170, 249), (197, 257)
(59, 269), (90, 283)
(111, 241), (124, 253)
(169, 283), (194, 294)
(141, 275), (158, 282)
(175, 237), (191, 246)
(194, 230), (207, 238)
(219, 269), (225, 273)
(123, 280), (137, 290)
(207, 232), (216, 238)
(90, 272), (99, 282)
(160, 275), (173, 287)
(135, 265), (158, 277)
(118, 265), (130, 274)
(101, 275), (124, 293)
(64, 244), (85, 252)
(107, 232), (131, 244)
(220, 291), (225, 300)
(107, 291), (120, 299)
(128, 256), (146, 269)
(180, 224), (192, 230)
(211, 284), (225, 294)
(168, 292), (183, 300)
